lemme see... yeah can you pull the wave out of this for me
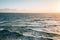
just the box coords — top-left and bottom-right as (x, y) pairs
(0, 29), (54, 40)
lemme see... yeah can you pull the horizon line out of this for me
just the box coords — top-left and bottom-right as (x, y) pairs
(0, 12), (60, 14)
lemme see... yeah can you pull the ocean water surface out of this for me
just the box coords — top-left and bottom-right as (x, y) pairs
(0, 13), (60, 40)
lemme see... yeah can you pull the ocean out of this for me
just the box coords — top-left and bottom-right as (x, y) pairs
(0, 13), (60, 40)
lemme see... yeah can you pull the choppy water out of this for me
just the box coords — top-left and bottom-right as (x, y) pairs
(0, 13), (60, 40)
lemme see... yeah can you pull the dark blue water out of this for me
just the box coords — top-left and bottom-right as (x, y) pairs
(0, 13), (60, 40)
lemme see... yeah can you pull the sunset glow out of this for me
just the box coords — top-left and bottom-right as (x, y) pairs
(0, 0), (60, 13)
(56, 4), (60, 13)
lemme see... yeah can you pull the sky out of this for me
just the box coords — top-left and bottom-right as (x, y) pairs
(0, 0), (60, 13)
